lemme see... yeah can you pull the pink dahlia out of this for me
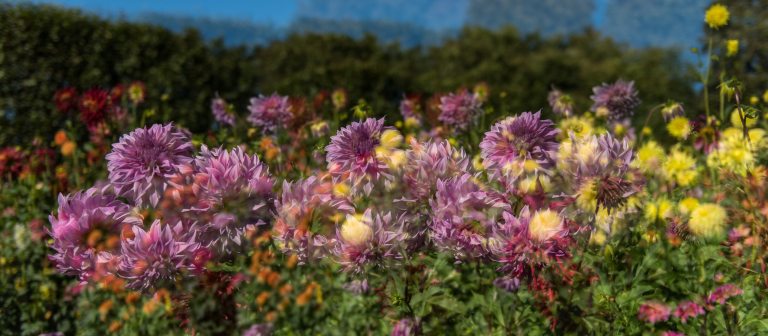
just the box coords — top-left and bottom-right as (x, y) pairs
(193, 146), (274, 255)
(274, 176), (354, 263)
(438, 90), (482, 130)
(590, 80), (640, 121)
(119, 220), (200, 291)
(48, 188), (141, 281)
(325, 118), (390, 192)
(247, 93), (292, 133)
(638, 301), (671, 324)
(480, 111), (559, 181)
(106, 124), (194, 207)
(402, 139), (470, 202)
(673, 301), (705, 323)
(708, 284), (743, 305)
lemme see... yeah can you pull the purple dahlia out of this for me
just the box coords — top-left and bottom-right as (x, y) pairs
(399, 95), (419, 120)
(247, 93), (292, 133)
(106, 123), (194, 207)
(212, 96), (235, 127)
(243, 323), (272, 336)
(48, 188), (141, 281)
(274, 176), (354, 263)
(547, 89), (574, 117)
(438, 90), (482, 130)
(119, 220), (200, 291)
(480, 111), (559, 182)
(590, 80), (640, 121)
(489, 208), (570, 291)
(391, 318), (419, 336)
(565, 133), (639, 211)
(193, 146), (275, 255)
(429, 174), (508, 261)
(325, 118), (390, 192)
(332, 209), (405, 273)
(402, 139), (470, 202)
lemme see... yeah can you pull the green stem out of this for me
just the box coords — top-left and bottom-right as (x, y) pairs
(703, 38), (713, 119)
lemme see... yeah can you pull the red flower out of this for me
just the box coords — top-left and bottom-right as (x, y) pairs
(79, 88), (110, 127)
(54, 87), (78, 113)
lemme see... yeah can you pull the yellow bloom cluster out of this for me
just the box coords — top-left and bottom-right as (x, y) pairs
(661, 149), (698, 186)
(688, 203), (727, 240)
(632, 141), (665, 173)
(375, 129), (407, 170)
(707, 113), (766, 176)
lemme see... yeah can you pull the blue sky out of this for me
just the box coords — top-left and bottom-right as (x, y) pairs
(25, 0), (610, 28)
(25, 0), (299, 25)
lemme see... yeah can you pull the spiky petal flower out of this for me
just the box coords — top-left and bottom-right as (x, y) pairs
(438, 90), (482, 131)
(390, 318), (419, 336)
(193, 146), (274, 255)
(48, 188), (141, 282)
(333, 209), (405, 273)
(212, 96), (235, 127)
(243, 323), (273, 336)
(674, 301), (705, 323)
(480, 111), (559, 182)
(548, 89), (574, 117)
(119, 220), (200, 292)
(54, 87), (78, 113)
(274, 177), (354, 263)
(78, 88), (110, 127)
(430, 174), (507, 261)
(638, 301), (672, 324)
(402, 139), (470, 202)
(247, 94), (292, 133)
(565, 133), (640, 212)
(106, 123), (194, 207)
(708, 284), (742, 305)
(590, 80), (640, 121)
(326, 118), (390, 192)
(489, 207), (571, 291)
(399, 95), (419, 119)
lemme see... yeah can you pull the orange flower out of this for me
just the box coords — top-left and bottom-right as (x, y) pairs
(256, 292), (270, 307)
(108, 321), (122, 332)
(54, 130), (68, 146)
(60, 141), (76, 157)
(279, 284), (293, 296)
(99, 300), (114, 320)
(286, 254), (298, 269)
(125, 292), (141, 305)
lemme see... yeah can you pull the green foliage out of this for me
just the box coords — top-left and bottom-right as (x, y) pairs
(0, 3), (696, 146)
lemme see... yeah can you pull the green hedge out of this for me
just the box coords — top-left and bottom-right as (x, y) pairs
(0, 4), (696, 145)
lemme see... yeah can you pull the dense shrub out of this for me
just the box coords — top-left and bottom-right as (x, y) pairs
(0, 4), (695, 145)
